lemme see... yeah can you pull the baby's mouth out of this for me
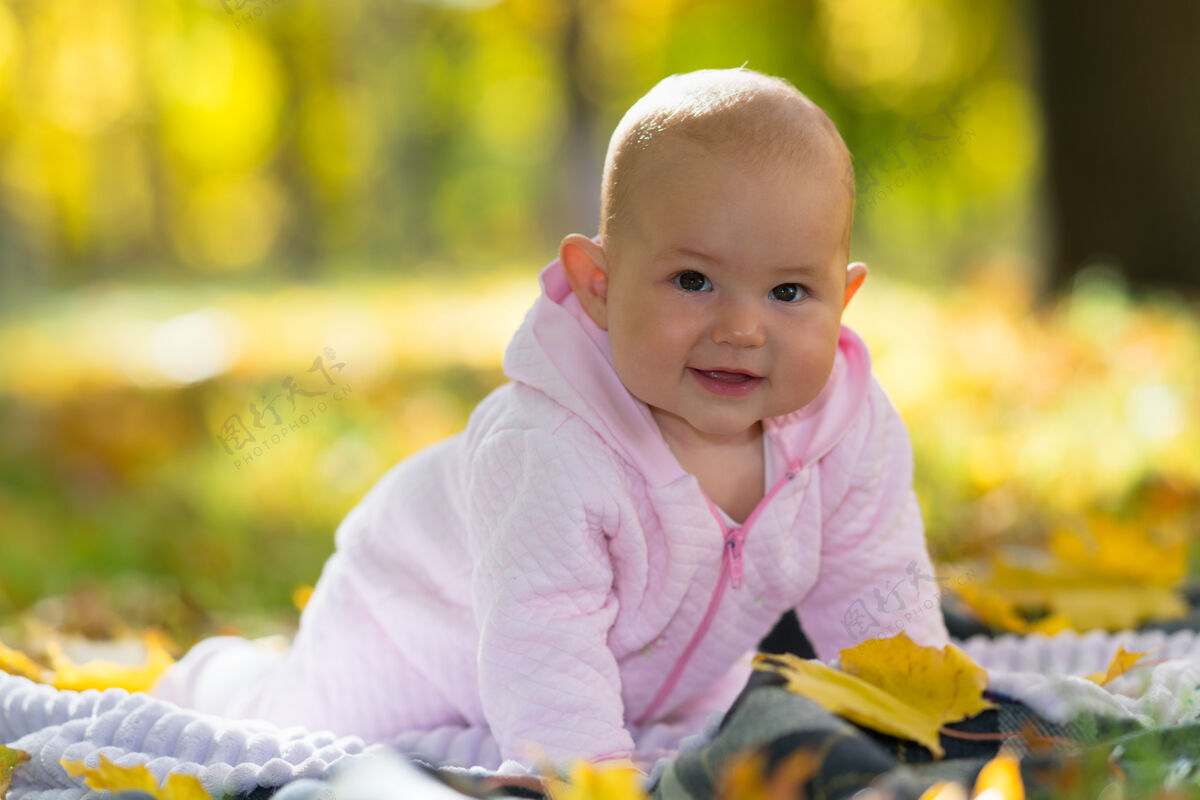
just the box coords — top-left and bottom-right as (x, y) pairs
(691, 368), (762, 383)
(688, 367), (764, 397)
(700, 371), (753, 383)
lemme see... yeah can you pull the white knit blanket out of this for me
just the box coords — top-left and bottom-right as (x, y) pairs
(5, 628), (1200, 800)
(958, 627), (1200, 727)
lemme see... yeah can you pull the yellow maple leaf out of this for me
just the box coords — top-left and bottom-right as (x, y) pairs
(48, 630), (176, 693)
(755, 651), (949, 758)
(1, 746), (31, 800)
(1051, 514), (1186, 586)
(1027, 584), (1185, 631)
(945, 571), (1073, 636)
(838, 632), (996, 726)
(61, 754), (211, 800)
(948, 581), (1033, 633)
(959, 557), (1187, 632)
(544, 761), (647, 800)
(918, 781), (967, 800)
(1025, 615), (1073, 636)
(1085, 644), (1158, 686)
(0, 639), (46, 682)
(971, 752), (1024, 800)
(292, 584), (315, 612)
(0, 630), (177, 692)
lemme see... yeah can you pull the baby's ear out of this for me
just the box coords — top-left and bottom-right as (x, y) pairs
(560, 234), (610, 330)
(844, 261), (868, 309)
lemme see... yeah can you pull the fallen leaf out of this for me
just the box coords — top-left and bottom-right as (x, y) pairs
(1086, 645), (1158, 686)
(754, 652), (948, 758)
(956, 557), (1187, 632)
(918, 781), (968, 800)
(1029, 585), (1185, 631)
(48, 630), (175, 693)
(839, 632), (996, 726)
(61, 754), (210, 800)
(292, 585), (314, 612)
(0, 640), (46, 682)
(945, 575), (1073, 635)
(972, 752), (1024, 800)
(947, 581), (1033, 633)
(1026, 615), (1074, 636)
(1051, 514), (1186, 586)
(0, 746), (31, 800)
(544, 761), (647, 800)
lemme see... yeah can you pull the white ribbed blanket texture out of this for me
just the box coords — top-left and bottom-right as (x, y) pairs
(5, 628), (1200, 800)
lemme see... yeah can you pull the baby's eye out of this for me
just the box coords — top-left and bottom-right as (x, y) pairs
(674, 271), (712, 292)
(770, 283), (807, 302)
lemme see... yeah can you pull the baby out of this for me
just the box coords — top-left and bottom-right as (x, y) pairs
(154, 68), (950, 771)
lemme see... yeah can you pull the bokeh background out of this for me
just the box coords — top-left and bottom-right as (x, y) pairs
(0, 0), (1197, 649)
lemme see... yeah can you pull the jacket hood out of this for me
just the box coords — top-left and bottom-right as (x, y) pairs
(502, 254), (873, 489)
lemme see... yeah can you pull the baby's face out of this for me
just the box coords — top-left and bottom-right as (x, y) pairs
(604, 139), (851, 446)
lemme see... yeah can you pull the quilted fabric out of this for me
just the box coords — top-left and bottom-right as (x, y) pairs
(153, 254), (949, 768)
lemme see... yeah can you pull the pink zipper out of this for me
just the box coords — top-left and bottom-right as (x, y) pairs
(633, 459), (802, 725)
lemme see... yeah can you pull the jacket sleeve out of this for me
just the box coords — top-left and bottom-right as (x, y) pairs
(466, 425), (634, 766)
(796, 377), (951, 663)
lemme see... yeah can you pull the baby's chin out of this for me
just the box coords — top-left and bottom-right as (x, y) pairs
(647, 405), (765, 442)
(680, 400), (817, 438)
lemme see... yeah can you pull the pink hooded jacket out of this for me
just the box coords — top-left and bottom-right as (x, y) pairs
(155, 255), (950, 767)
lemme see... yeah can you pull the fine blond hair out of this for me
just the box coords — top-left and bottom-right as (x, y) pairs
(600, 68), (855, 257)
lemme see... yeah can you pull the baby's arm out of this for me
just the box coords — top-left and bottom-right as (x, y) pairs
(467, 426), (634, 767)
(796, 376), (950, 662)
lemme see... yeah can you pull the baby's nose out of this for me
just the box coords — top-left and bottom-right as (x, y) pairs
(711, 301), (765, 348)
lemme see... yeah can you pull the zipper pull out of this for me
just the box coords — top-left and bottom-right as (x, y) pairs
(727, 527), (745, 589)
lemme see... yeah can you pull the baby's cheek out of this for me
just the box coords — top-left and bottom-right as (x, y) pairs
(778, 340), (837, 400)
(609, 338), (659, 399)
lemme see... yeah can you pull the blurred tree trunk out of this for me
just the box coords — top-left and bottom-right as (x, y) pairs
(559, 0), (602, 238)
(1032, 1), (1200, 293)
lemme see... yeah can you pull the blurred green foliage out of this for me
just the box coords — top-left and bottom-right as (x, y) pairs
(0, 0), (1035, 293)
(0, 0), (1196, 647)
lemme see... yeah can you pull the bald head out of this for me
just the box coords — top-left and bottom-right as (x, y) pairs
(600, 68), (855, 261)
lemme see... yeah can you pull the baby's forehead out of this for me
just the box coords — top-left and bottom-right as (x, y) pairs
(601, 70), (855, 256)
(610, 87), (850, 205)
(638, 126), (843, 187)
(622, 128), (850, 228)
